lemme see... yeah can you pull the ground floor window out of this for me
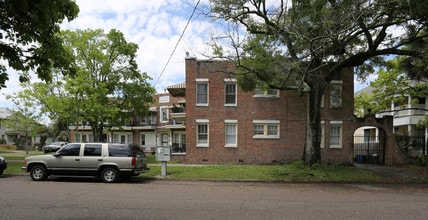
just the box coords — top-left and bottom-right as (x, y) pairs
(172, 133), (186, 153)
(225, 120), (237, 147)
(253, 120), (280, 139)
(196, 119), (209, 147)
(330, 121), (343, 148)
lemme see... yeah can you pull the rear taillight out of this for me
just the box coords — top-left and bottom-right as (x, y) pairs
(132, 157), (136, 166)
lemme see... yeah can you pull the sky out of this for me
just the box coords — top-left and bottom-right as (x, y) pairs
(0, 0), (371, 112)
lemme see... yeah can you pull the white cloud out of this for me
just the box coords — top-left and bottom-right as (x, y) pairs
(1, 0), (214, 110)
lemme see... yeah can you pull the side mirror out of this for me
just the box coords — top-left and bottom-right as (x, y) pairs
(53, 152), (62, 158)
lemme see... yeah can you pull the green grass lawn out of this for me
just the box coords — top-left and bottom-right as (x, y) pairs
(3, 150), (427, 183)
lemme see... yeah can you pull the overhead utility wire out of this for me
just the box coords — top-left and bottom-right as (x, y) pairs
(154, 0), (201, 87)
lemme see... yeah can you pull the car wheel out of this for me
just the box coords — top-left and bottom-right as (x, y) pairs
(0, 169), (3, 175)
(101, 167), (119, 183)
(30, 165), (48, 181)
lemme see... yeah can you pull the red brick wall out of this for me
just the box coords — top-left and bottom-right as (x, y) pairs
(180, 58), (356, 164)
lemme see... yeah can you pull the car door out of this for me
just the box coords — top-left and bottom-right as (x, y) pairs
(79, 143), (103, 176)
(49, 143), (82, 176)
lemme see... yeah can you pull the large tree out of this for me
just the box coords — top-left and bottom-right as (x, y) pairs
(0, 0), (79, 88)
(209, 0), (428, 165)
(21, 29), (155, 142)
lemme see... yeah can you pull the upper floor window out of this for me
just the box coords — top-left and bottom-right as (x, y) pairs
(225, 79), (237, 106)
(160, 107), (169, 123)
(329, 81), (342, 108)
(253, 88), (279, 98)
(196, 79), (209, 106)
(253, 120), (280, 139)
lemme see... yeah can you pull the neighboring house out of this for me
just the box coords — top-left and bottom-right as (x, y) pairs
(68, 93), (186, 154)
(0, 107), (44, 147)
(354, 85), (428, 160)
(0, 107), (12, 143)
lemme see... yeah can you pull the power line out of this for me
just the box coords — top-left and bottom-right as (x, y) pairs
(154, 0), (201, 87)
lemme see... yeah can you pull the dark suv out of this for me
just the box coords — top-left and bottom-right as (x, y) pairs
(22, 143), (149, 183)
(0, 156), (7, 175)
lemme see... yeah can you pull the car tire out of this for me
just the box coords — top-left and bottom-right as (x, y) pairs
(101, 167), (119, 183)
(30, 165), (48, 181)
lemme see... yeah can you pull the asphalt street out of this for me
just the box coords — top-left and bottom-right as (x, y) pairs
(1, 175), (427, 220)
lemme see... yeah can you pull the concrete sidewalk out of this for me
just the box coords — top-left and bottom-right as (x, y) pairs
(354, 164), (428, 179)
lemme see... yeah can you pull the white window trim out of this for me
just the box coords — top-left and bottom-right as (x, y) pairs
(253, 88), (280, 98)
(224, 79), (237, 107)
(196, 119), (209, 147)
(329, 121), (343, 148)
(196, 79), (209, 107)
(225, 120), (238, 148)
(252, 120), (280, 139)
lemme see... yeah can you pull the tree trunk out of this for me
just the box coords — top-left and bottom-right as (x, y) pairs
(303, 81), (325, 165)
(91, 123), (104, 142)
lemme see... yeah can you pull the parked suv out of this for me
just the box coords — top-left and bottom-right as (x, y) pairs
(22, 143), (149, 183)
(42, 141), (68, 153)
(0, 156), (7, 175)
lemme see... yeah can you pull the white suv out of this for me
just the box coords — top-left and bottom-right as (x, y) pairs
(22, 143), (149, 183)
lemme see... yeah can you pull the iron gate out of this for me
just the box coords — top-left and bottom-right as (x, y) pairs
(353, 135), (385, 165)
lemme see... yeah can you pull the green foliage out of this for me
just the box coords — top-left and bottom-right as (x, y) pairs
(355, 58), (428, 117)
(19, 29), (155, 142)
(0, 0), (79, 89)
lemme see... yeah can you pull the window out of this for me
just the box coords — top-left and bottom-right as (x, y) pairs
(329, 81), (342, 108)
(57, 144), (81, 156)
(253, 120), (280, 139)
(196, 79), (209, 106)
(225, 79), (237, 106)
(141, 134), (146, 145)
(253, 88), (279, 98)
(225, 120), (237, 147)
(321, 121), (325, 148)
(196, 119), (209, 147)
(160, 107), (169, 123)
(108, 144), (132, 157)
(84, 144), (102, 156)
(172, 133), (186, 153)
(330, 121), (343, 148)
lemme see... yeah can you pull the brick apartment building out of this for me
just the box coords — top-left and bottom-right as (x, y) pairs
(168, 57), (355, 164)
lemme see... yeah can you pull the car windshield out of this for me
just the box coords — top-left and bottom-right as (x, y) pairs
(49, 142), (62, 146)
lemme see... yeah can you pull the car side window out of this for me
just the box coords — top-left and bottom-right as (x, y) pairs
(84, 144), (102, 156)
(57, 144), (81, 156)
(108, 144), (132, 157)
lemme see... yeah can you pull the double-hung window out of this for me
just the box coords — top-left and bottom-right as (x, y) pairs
(196, 119), (209, 147)
(225, 120), (237, 147)
(196, 79), (209, 106)
(253, 120), (280, 139)
(330, 81), (343, 108)
(329, 121), (343, 148)
(224, 79), (237, 106)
